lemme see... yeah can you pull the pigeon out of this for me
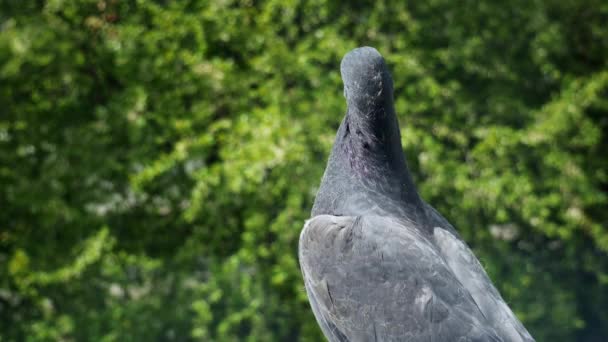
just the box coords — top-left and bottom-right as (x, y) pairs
(299, 47), (535, 342)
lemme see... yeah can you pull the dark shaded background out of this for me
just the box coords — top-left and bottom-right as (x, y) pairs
(1, 0), (607, 341)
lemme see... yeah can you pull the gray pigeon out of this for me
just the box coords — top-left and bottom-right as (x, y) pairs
(299, 47), (535, 342)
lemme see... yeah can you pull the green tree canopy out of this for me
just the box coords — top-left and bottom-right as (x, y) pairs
(1, 0), (607, 341)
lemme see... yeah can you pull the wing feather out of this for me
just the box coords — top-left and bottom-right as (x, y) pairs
(424, 204), (534, 342)
(433, 227), (534, 342)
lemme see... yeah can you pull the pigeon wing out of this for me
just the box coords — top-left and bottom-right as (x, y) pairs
(299, 214), (502, 342)
(426, 206), (535, 342)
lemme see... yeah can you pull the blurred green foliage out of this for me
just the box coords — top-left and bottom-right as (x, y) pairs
(1, 0), (607, 341)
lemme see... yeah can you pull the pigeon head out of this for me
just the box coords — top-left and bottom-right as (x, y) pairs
(341, 46), (393, 111)
(339, 47), (402, 172)
(312, 47), (422, 218)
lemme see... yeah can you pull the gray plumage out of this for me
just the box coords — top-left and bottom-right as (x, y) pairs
(299, 47), (534, 342)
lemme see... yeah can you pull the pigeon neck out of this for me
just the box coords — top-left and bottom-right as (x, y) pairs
(312, 105), (422, 218)
(341, 104), (403, 178)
